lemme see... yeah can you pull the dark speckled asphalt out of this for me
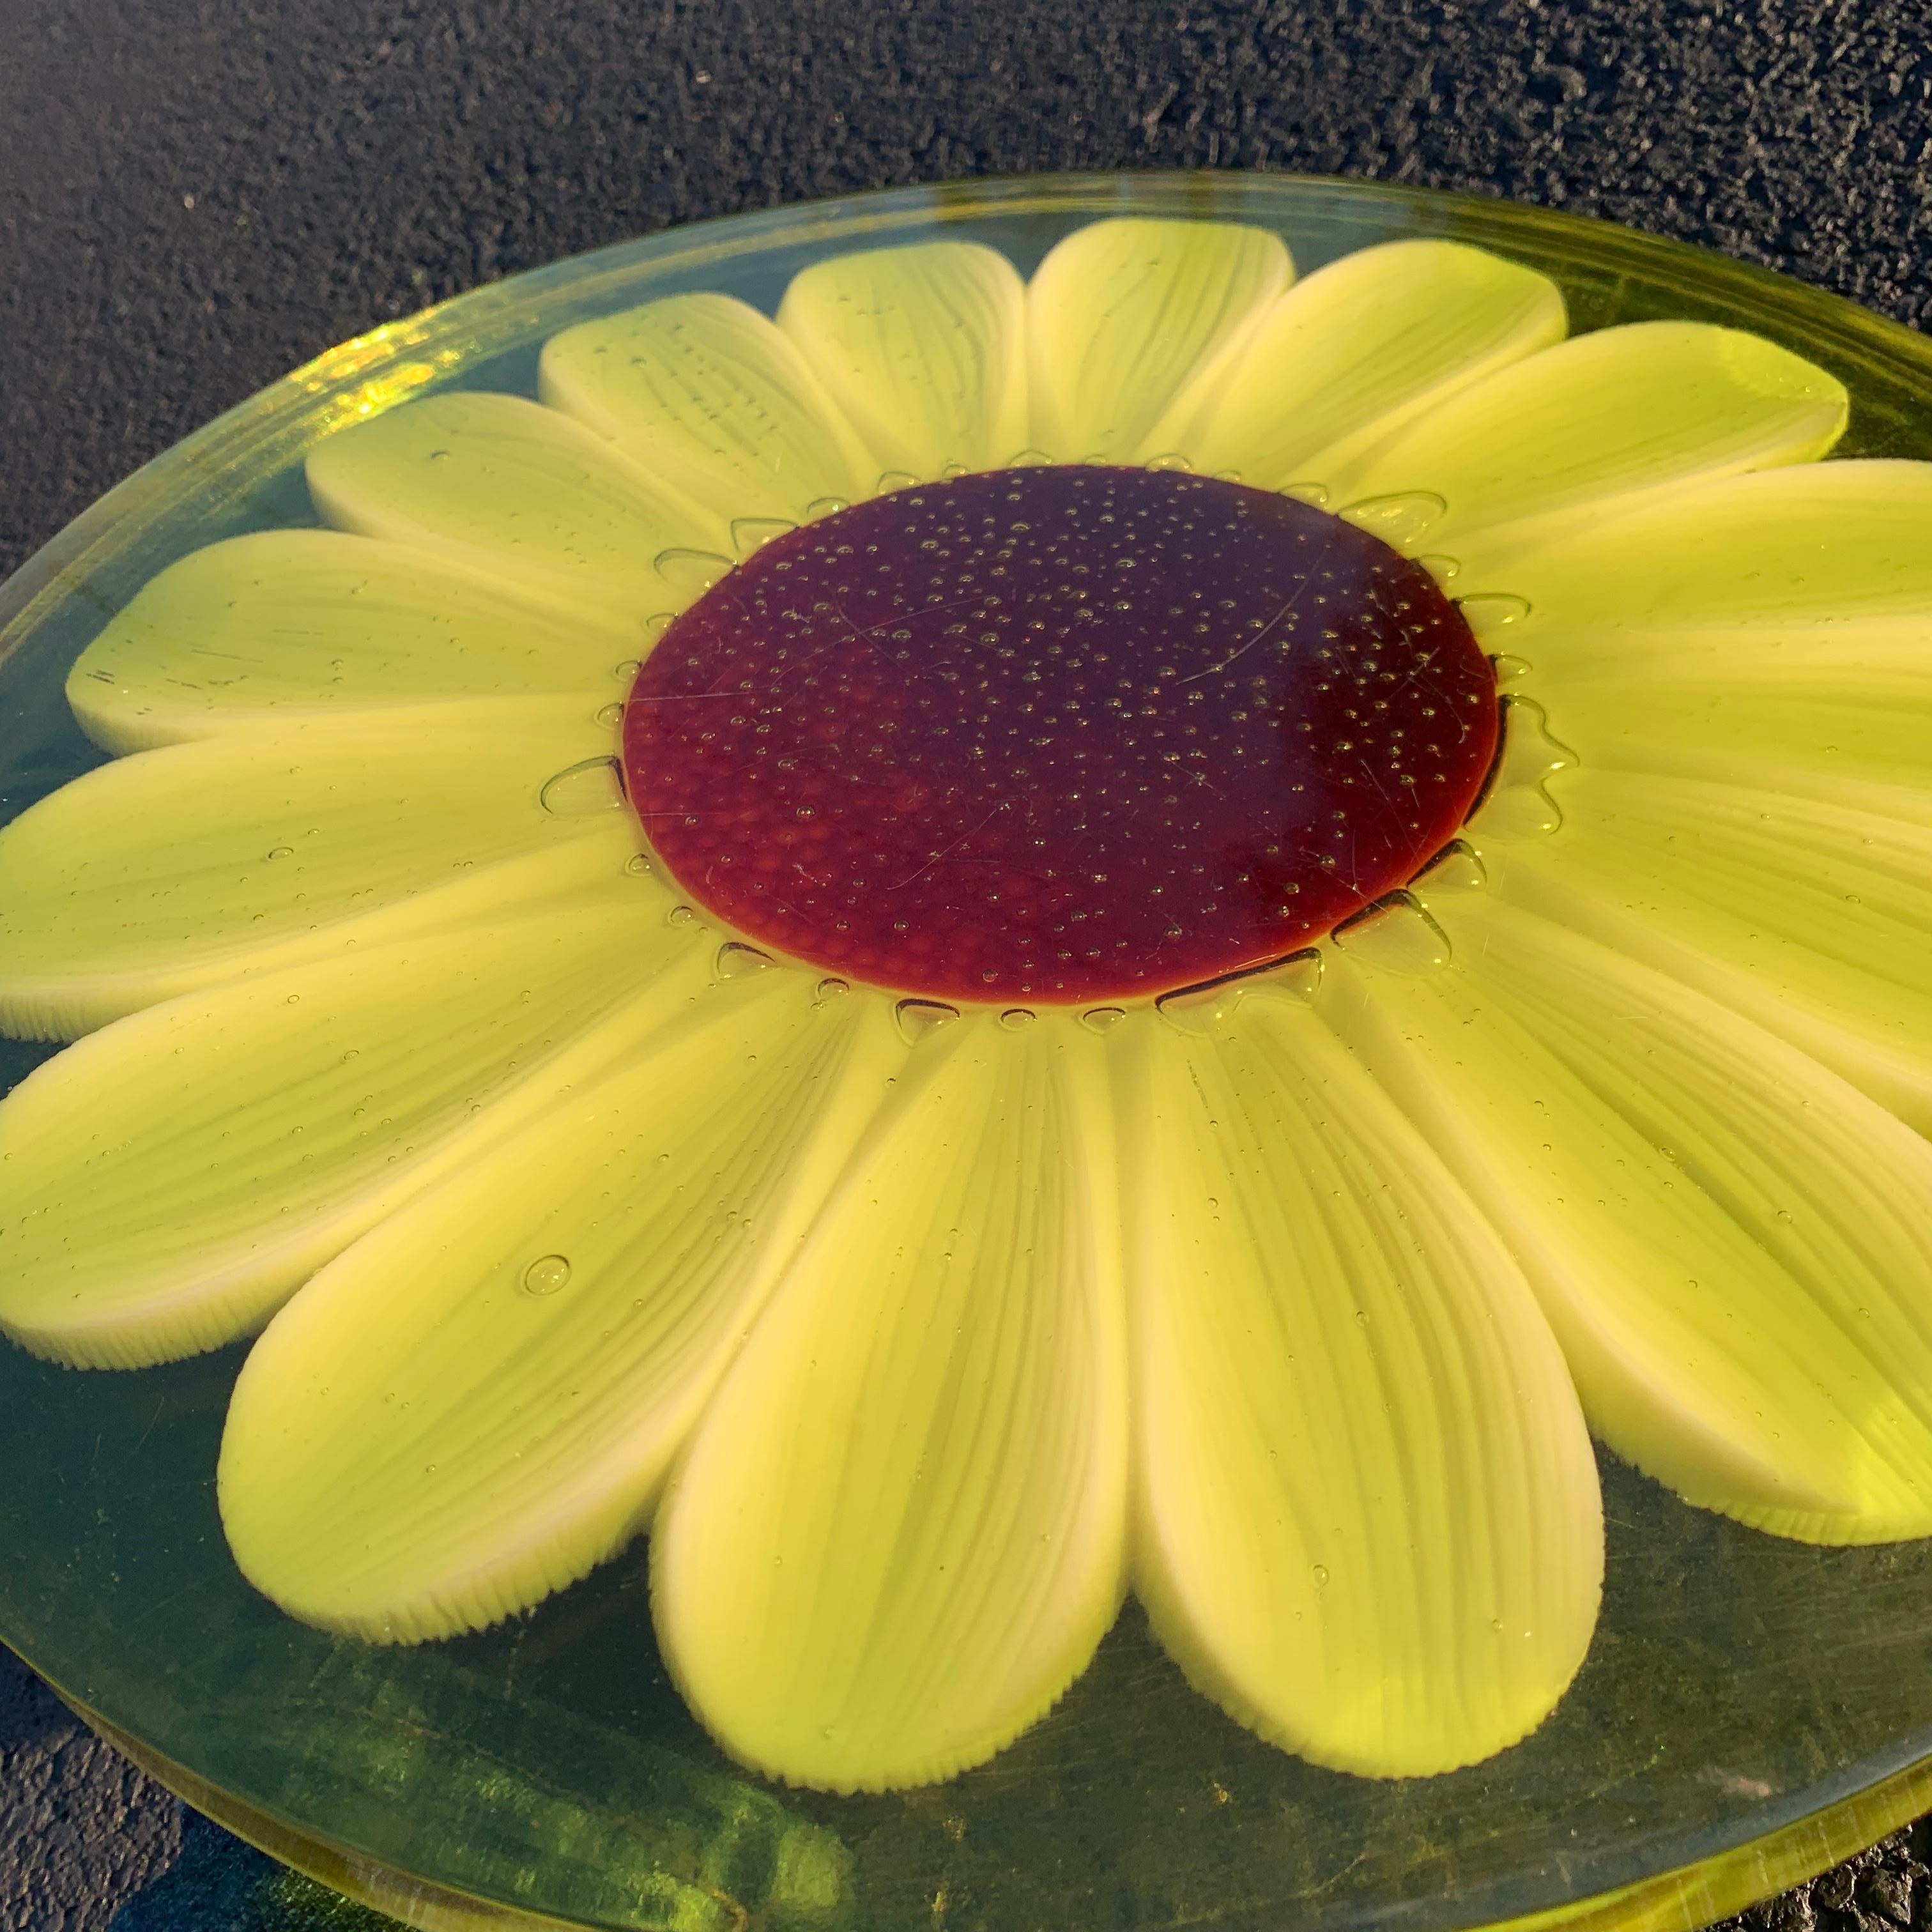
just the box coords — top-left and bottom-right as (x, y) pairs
(4, 1), (1932, 1925)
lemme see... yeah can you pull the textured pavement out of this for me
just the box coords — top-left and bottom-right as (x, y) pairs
(4, 0), (1932, 1925)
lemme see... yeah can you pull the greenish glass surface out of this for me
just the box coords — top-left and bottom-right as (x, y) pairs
(5, 172), (1932, 1932)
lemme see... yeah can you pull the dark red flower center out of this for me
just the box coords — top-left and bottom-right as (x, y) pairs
(622, 466), (1496, 1005)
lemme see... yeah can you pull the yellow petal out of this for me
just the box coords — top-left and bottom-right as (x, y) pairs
(1485, 771), (1932, 1133)
(777, 241), (1028, 480)
(0, 703), (634, 1037)
(1124, 998), (1601, 1776)
(1026, 217), (1291, 463)
(305, 392), (726, 614)
(539, 292), (877, 527)
(1544, 664), (1932, 829)
(218, 970), (903, 1642)
(1494, 461), (1932, 817)
(0, 893), (700, 1367)
(1329, 891), (1932, 1544)
(1324, 323), (1846, 574)
(1148, 238), (1565, 488)
(66, 531), (629, 752)
(1499, 459), (1932, 644)
(654, 1011), (1129, 1792)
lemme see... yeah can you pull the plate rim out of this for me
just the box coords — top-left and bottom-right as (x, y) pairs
(6, 165), (1932, 1932)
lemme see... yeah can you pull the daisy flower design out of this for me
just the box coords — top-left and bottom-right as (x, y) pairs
(2, 216), (1928, 1799)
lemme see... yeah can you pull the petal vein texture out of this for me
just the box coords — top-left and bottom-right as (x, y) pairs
(1124, 1000), (1601, 1775)
(654, 1013), (1130, 1792)
(778, 241), (1029, 480)
(1329, 895), (1932, 1544)
(220, 974), (906, 1643)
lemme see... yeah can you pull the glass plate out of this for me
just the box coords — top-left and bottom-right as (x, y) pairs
(5, 171), (1932, 1932)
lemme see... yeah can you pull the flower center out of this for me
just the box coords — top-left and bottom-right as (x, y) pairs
(623, 467), (1496, 1004)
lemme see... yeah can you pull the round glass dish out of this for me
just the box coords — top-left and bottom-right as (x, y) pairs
(4, 171), (1932, 1932)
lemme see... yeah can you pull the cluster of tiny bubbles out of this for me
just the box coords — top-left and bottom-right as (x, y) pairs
(521, 1254), (573, 1296)
(621, 463), (1501, 1008)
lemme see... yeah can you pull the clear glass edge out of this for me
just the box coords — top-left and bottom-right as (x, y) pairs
(46, 1663), (1932, 1932)
(9, 166), (1932, 669)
